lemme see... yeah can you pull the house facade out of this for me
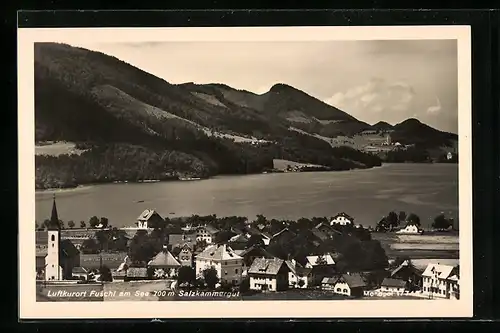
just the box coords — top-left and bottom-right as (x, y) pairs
(330, 213), (354, 226)
(333, 273), (367, 297)
(397, 223), (422, 234)
(285, 259), (313, 289)
(379, 278), (407, 294)
(422, 263), (460, 299)
(148, 248), (181, 279)
(196, 225), (220, 244)
(195, 244), (243, 285)
(136, 209), (164, 229)
(176, 243), (194, 267)
(248, 257), (289, 292)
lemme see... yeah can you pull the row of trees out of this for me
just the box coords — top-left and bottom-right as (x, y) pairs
(375, 211), (456, 232)
(36, 216), (110, 230)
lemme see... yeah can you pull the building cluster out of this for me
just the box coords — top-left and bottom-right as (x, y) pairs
(35, 198), (460, 300)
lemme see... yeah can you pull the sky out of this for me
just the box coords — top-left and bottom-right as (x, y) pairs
(69, 40), (458, 133)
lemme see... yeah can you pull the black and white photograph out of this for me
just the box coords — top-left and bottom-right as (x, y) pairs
(19, 26), (472, 318)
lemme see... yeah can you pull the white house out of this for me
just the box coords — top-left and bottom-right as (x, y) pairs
(195, 225), (220, 244)
(195, 244), (243, 285)
(332, 273), (367, 297)
(285, 259), (313, 289)
(397, 223), (423, 234)
(305, 254), (336, 268)
(248, 257), (289, 292)
(421, 263), (460, 299)
(330, 212), (354, 226)
(379, 278), (407, 294)
(447, 152), (453, 160)
(136, 209), (164, 229)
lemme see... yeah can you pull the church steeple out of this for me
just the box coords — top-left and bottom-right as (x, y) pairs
(48, 194), (60, 230)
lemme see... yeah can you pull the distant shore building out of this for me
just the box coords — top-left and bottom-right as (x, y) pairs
(196, 225), (220, 244)
(136, 209), (164, 229)
(330, 212), (354, 226)
(396, 222), (423, 234)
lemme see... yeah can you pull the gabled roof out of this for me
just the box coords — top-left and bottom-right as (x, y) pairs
(285, 260), (312, 276)
(248, 257), (286, 276)
(321, 277), (337, 284)
(311, 229), (329, 241)
(336, 273), (366, 288)
(229, 234), (248, 243)
(137, 209), (160, 222)
(314, 222), (343, 235)
(306, 254), (336, 267)
(196, 244), (242, 261)
(148, 250), (181, 267)
(271, 228), (296, 239)
(238, 246), (275, 258)
(422, 264), (455, 279)
(60, 239), (80, 258)
(331, 212), (354, 221)
(381, 278), (406, 288)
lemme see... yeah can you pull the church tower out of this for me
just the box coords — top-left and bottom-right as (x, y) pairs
(45, 194), (61, 281)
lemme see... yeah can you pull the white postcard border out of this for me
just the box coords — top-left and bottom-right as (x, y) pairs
(18, 25), (472, 319)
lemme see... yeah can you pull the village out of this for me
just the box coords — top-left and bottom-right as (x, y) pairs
(36, 195), (460, 301)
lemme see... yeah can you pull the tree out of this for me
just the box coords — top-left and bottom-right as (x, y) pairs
(58, 219), (65, 229)
(177, 266), (196, 289)
(43, 219), (51, 229)
(202, 267), (219, 289)
(67, 220), (75, 229)
(80, 221), (86, 229)
(100, 217), (109, 228)
(407, 213), (421, 226)
(432, 214), (451, 230)
(386, 211), (399, 230)
(239, 277), (250, 293)
(89, 216), (100, 228)
(398, 211), (407, 224)
(255, 214), (267, 226)
(99, 265), (113, 282)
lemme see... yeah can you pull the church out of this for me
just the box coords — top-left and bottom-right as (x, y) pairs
(36, 195), (80, 281)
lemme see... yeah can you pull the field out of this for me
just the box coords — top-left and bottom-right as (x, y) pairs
(35, 141), (87, 156)
(372, 232), (459, 264)
(79, 252), (128, 270)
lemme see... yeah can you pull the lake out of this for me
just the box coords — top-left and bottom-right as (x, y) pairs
(35, 163), (458, 229)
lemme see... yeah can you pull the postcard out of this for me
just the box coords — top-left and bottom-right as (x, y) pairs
(18, 25), (472, 319)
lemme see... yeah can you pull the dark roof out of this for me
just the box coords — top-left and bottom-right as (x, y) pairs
(285, 260), (312, 276)
(126, 267), (149, 278)
(248, 257), (286, 276)
(321, 277), (337, 284)
(337, 273), (366, 288)
(199, 225), (219, 235)
(168, 233), (195, 248)
(48, 196), (61, 230)
(72, 267), (88, 274)
(148, 250), (181, 267)
(60, 239), (80, 258)
(238, 246), (275, 258)
(381, 278), (407, 288)
(332, 212), (354, 221)
(311, 229), (329, 241)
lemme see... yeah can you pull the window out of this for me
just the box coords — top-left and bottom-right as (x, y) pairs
(336, 288), (341, 292)
(343, 289), (348, 293)
(235, 269), (238, 274)
(51, 235), (55, 241)
(52, 244), (54, 248)
(224, 271), (228, 275)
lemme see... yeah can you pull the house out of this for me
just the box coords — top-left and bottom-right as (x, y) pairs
(379, 278), (407, 294)
(173, 243), (194, 267)
(333, 273), (367, 297)
(447, 152), (453, 160)
(269, 228), (297, 246)
(168, 232), (196, 250)
(136, 209), (164, 229)
(304, 254), (337, 286)
(195, 244), (243, 286)
(248, 257), (289, 292)
(36, 195), (81, 281)
(397, 222), (423, 234)
(285, 259), (313, 289)
(330, 212), (354, 226)
(72, 267), (89, 280)
(147, 247), (181, 279)
(422, 263), (460, 299)
(237, 246), (275, 276)
(227, 234), (249, 250)
(390, 260), (423, 291)
(196, 225), (220, 244)
(314, 222), (343, 238)
(125, 267), (149, 281)
(321, 277), (337, 290)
